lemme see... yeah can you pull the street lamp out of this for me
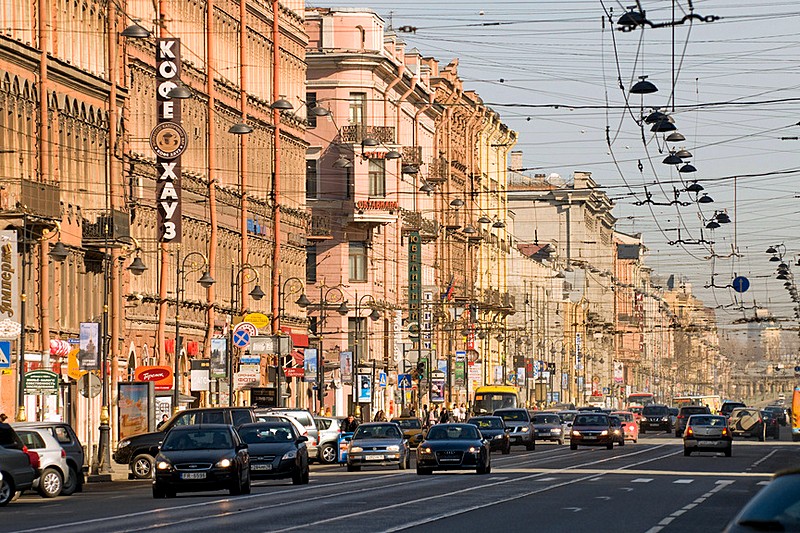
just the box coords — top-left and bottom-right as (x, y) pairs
(353, 293), (379, 420)
(174, 249), (214, 413)
(277, 276), (310, 407)
(228, 263), (264, 406)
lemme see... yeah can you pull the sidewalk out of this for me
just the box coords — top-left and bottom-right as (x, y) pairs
(86, 461), (133, 483)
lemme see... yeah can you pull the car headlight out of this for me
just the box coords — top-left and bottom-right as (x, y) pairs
(572, 430), (581, 437)
(493, 434), (503, 439)
(468, 447), (478, 453)
(350, 446), (363, 453)
(419, 447), (433, 455)
(118, 439), (131, 449)
(386, 445), (400, 452)
(600, 430), (608, 436)
(282, 450), (297, 460)
(521, 427), (529, 432)
(156, 460), (171, 470)
(552, 428), (562, 434)
(215, 458), (232, 468)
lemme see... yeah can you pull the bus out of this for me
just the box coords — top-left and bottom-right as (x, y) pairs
(473, 386), (521, 414)
(672, 395), (722, 413)
(626, 392), (655, 407)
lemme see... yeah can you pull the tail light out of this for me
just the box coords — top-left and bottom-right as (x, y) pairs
(677, 415), (684, 419)
(686, 427), (693, 436)
(722, 428), (728, 436)
(23, 446), (40, 470)
(61, 448), (66, 458)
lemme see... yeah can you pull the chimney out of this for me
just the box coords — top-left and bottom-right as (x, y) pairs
(510, 150), (523, 171)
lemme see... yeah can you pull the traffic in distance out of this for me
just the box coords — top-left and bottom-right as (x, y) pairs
(1, 389), (799, 532)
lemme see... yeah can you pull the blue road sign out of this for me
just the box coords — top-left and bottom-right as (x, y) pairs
(398, 373), (412, 388)
(233, 330), (251, 348)
(378, 371), (387, 387)
(732, 276), (750, 293)
(0, 341), (9, 368)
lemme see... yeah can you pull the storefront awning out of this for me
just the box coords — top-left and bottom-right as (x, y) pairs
(281, 327), (309, 348)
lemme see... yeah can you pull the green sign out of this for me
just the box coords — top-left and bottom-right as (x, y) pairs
(455, 360), (466, 387)
(23, 369), (59, 394)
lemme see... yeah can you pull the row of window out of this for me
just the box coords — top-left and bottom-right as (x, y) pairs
(305, 158), (385, 199)
(306, 242), (368, 283)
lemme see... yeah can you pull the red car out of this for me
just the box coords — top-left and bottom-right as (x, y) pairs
(612, 411), (639, 443)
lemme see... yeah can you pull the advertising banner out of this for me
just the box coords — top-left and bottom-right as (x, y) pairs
(304, 348), (317, 383)
(340, 351), (353, 384)
(613, 360), (624, 383)
(134, 365), (174, 391)
(454, 360), (465, 387)
(118, 382), (154, 440)
(357, 374), (372, 403)
(190, 358), (210, 391)
(431, 379), (444, 403)
(79, 322), (99, 370)
(210, 337), (226, 378)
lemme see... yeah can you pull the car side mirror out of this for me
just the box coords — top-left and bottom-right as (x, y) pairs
(236, 443), (248, 451)
(297, 436), (309, 443)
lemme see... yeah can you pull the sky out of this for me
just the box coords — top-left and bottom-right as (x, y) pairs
(308, 0), (800, 338)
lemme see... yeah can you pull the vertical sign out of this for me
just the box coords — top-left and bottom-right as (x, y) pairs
(0, 231), (18, 322)
(340, 351), (353, 384)
(408, 231), (421, 338)
(210, 337), (227, 378)
(79, 322), (99, 370)
(152, 38), (187, 243)
(304, 348), (317, 383)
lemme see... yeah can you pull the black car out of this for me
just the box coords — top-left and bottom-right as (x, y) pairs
(15, 422), (85, 494)
(640, 404), (672, 433)
(238, 422), (309, 484)
(0, 424), (36, 506)
(115, 407), (256, 479)
(467, 416), (510, 454)
(416, 423), (491, 475)
(720, 401), (747, 419)
(763, 405), (788, 427)
(674, 406), (711, 437)
(608, 415), (626, 446)
(761, 410), (781, 440)
(724, 468), (800, 532)
(153, 424), (250, 498)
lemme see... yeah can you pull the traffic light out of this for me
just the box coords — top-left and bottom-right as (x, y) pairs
(416, 361), (426, 380)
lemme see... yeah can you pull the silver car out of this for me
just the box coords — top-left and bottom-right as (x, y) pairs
(493, 408), (535, 450)
(315, 416), (346, 464)
(557, 410), (579, 441)
(532, 413), (565, 445)
(346, 422), (410, 471)
(15, 427), (71, 498)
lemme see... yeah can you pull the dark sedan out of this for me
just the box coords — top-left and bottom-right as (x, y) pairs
(152, 424), (250, 498)
(570, 413), (615, 450)
(724, 468), (800, 532)
(416, 423), (491, 475)
(238, 422), (309, 484)
(467, 416), (510, 454)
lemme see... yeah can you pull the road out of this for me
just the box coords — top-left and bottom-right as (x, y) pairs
(3, 431), (797, 533)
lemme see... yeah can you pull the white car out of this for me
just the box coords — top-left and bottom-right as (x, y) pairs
(15, 427), (70, 498)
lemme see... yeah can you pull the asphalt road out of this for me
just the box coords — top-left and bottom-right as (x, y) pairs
(3, 429), (798, 533)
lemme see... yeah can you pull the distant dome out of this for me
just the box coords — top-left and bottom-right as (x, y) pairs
(547, 173), (566, 186)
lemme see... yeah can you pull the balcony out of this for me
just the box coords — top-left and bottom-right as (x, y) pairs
(427, 156), (448, 183)
(402, 209), (438, 241)
(308, 214), (333, 240)
(340, 125), (395, 145)
(353, 200), (398, 225)
(402, 146), (423, 166)
(0, 178), (61, 219)
(82, 210), (131, 247)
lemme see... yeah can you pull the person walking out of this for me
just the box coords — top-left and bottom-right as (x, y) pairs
(374, 409), (387, 422)
(342, 414), (360, 433)
(439, 406), (450, 424)
(429, 406), (438, 427)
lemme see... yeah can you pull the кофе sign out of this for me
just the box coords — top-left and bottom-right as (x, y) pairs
(152, 38), (186, 243)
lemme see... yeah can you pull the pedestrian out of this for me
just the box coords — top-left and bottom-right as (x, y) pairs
(422, 404), (430, 425)
(429, 406), (438, 427)
(0, 413), (7, 423)
(342, 413), (360, 433)
(157, 414), (169, 430)
(439, 406), (450, 424)
(409, 407), (417, 418)
(459, 403), (467, 421)
(374, 409), (387, 422)
(324, 406), (332, 417)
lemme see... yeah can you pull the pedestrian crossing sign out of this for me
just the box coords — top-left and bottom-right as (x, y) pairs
(0, 341), (10, 368)
(378, 371), (387, 387)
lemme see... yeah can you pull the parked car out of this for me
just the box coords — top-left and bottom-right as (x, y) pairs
(724, 468), (800, 532)
(315, 416), (346, 464)
(531, 413), (565, 445)
(467, 416), (510, 454)
(608, 414), (626, 446)
(15, 422), (84, 494)
(675, 405), (711, 437)
(255, 409), (318, 460)
(493, 408), (535, 450)
(416, 423), (491, 475)
(570, 413), (615, 450)
(611, 411), (639, 443)
(640, 404), (672, 433)
(346, 422), (410, 472)
(683, 414), (732, 457)
(152, 423), (250, 498)
(238, 421), (309, 484)
(391, 417), (425, 448)
(729, 407), (766, 441)
(0, 425), (36, 506)
(760, 410), (781, 440)
(115, 407), (256, 479)
(15, 427), (70, 498)
(720, 401), (747, 419)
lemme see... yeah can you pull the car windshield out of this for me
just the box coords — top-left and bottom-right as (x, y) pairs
(496, 410), (528, 422)
(574, 415), (608, 426)
(239, 424), (295, 444)
(468, 418), (503, 429)
(533, 415), (561, 425)
(558, 412), (576, 422)
(614, 413), (634, 422)
(643, 406), (668, 416)
(353, 425), (402, 440)
(426, 425), (480, 440)
(162, 429), (233, 451)
(732, 474), (800, 530)
(393, 419), (421, 429)
(688, 416), (726, 426)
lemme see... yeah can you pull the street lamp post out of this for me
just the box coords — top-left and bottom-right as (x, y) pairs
(277, 276), (310, 408)
(174, 248), (214, 412)
(353, 293), (379, 419)
(228, 263), (264, 406)
(315, 287), (347, 413)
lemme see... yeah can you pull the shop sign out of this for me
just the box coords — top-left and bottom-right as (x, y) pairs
(23, 369), (59, 394)
(135, 365), (173, 391)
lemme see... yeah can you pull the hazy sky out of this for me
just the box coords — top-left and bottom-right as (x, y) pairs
(309, 0), (800, 337)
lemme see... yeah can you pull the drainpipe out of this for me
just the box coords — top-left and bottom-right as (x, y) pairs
(239, 0), (248, 309)
(206, 0), (217, 361)
(383, 65), (405, 128)
(394, 74), (417, 325)
(38, 0), (51, 370)
(383, 65), (405, 312)
(270, 0), (282, 335)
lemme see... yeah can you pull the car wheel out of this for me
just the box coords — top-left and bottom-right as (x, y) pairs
(61, 465), (79, 496)
(570, 443), (577, 450)
(684, 448), (691, 457)
(0, 476), (14, 506)
(229, 474), (243, 495)
(319, 444), (337, 464)
(633, 438), (638, 444)
(38, 467), (63, 498)
(641, 428), (646, 434)
(619, 438), (625, 447)
(292, 469), (303, 484)
(302, 468), (310, 485)
(399, 457), (406, 470)
(241, 472), (251, 495)
(131, 454), (154, 480)
(346, 464), (360, 472)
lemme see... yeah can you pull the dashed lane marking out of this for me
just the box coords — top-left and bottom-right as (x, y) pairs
(631, 478), (653, 483)
(673, 479), (694, 484)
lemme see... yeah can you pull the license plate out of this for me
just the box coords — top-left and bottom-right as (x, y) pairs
(251, 464), (273, 470)
(365, 454), (384, 461)
(180, 472), (206, 480)
(584, 436), (596, 440)
(698, 441), (718, 447)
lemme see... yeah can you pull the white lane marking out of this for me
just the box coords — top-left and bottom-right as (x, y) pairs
(595, 496), (611, 501)
(751, 449), (777, 468)
(563, 507), (582, 513)
(683, 503), (697, 510)
(647, 479), (735, 533)
(674, 479), (694, 484)
(672, 510), (687, 517)
(589, 477), (603, 481)
(631, 478), (653, 483)
(658, 517), (675, 526)
(620, 487), (634, 491)
(488, 477), (507, 481)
